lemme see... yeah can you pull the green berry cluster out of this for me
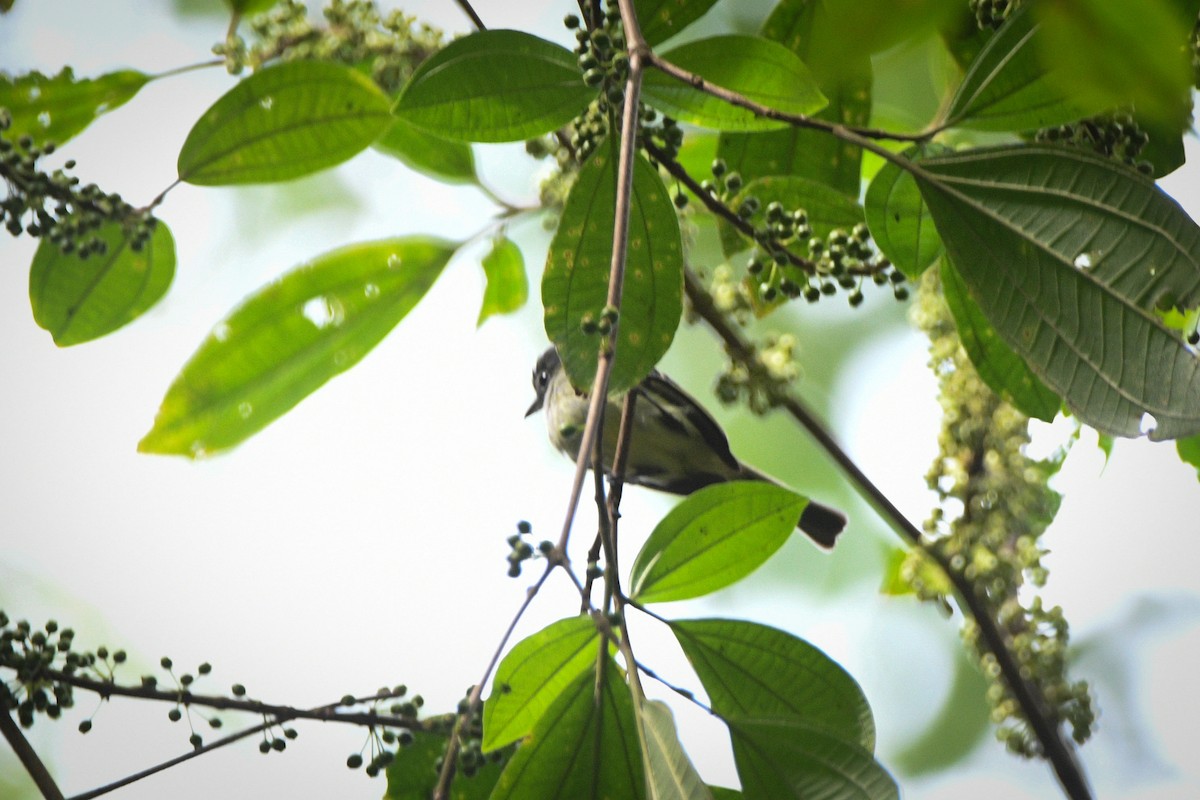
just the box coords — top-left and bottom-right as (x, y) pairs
(215, 0), (445, 95)
(1036, 113), (1153, 175)
(970, 0), (1020, 30)
(563, 3), (630, 163)
(910, 269), (1094, 755)
(1, 112), (155, 256)
(344, 685), (419, 776)
(715, 333), (802, 414)
(0, 614), (80, 728)
(440, 687), (514, 780)
(505, 520), (553, 578)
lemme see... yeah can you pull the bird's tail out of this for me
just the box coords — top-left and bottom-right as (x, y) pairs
(736, 464), (846, 549)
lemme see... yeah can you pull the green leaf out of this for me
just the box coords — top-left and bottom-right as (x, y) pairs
(482, 616), (600, 752)
(940, 258), (1061, 422)
(374, 115), (477, 184)
(225, 0), (276, 14)
(709, 788), (743, 800)
(29, 220), (174, 346)
(385, 730), (507, 800)
(727, 718), (898, 800)
(642, 700), (713, 800)
(477, 237), (527, 327)
(490, 658), (644, 800)
(944, 4), (1109, 132)
(542, 139), (683, 395)
(0, 68), (149, 147)
(637, 0), (721, 46)
(394, 30), (594, 143)
(177, 61), (391, 185)
(1033, 0), (1195, 128)
(716, 0), (872, 200)
(1178, 432), (1200, 481)
(720, 175), (862, 257)
(642, 35), (827, 132)
(629, 483), (807, 604)
(912, 144), (1200, 440)
(864, 146), (945, 279)
(671, 619), (875, 749)
(139, 237), (456, 457)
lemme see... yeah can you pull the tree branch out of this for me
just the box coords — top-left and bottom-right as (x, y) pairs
(681, 269), (1093, 800)
(1, 708), (65, 800)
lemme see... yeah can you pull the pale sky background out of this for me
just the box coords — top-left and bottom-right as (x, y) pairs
(2, 2), (1199, 799)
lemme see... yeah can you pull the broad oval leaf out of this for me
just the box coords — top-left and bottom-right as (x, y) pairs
(374, 115), (477, 184)
(637, 0), (720, 46)
(482, 616), (600, 752)
(913, 144), (1200, 439)
(139, 237), (457, 457)
(630, 482), (807, 604)
(642, 35), (827, 132)
(177, 61), (391, 185)
(864, 145), (945, 279)
(477, 237), (527, 327)
(30, 219), (174, 346)
(394, 30), (594, 143)
(543, 139), (683, 394)
(671, 618), (875, 750)
(720, 175), (862, 257)
(490, 658), (644, 800)
(940, 258), (1061, 422)
(642, 701), (713, 800)
(944, 4), (1108, 132)
(727, 718), (898, 800)
(0, 68), (149, 147)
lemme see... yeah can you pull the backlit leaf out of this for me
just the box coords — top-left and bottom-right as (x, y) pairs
(642, 701), (712, 800)
(177, 61), (391, 185)
(637, 0), (721, 46)
(477, 237), (527, 326)
(139, 237), (457, 457)
(0, 68), (148, 146)
(375, 116), (477, 184)
(864, 145), (945, 279)
(30, 220), (174, 346)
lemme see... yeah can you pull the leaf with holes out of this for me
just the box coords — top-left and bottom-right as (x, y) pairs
(30, 220), (174, 346)
(642, 35), (826, 132)
(394, 30), (594, 143)
(139, 237), (457, 457)
(542, 138), (683, 394)
(177, 61), (391, 185)
(0, 68), (149, 147)
(913, 144), (1200, 440)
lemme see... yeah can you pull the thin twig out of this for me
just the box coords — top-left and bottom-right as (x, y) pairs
(681, 268), (1092, 800)
(1, 708), (65, 800)
(452, 0), (485, 31)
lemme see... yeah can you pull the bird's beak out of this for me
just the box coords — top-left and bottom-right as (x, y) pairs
(525, 395), (544, 418)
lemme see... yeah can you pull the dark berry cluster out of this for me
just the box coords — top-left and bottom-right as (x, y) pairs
(1, 112), (155, 257)
(506, 520), (552, 578)
(970, 0), (1019, 30)
(345, 685), (420, 776)
(0, 614), (79, 728)
(1035, 113), (1153, 175)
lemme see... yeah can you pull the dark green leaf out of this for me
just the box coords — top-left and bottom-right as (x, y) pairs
(944, 5), (1109, 132)
(490, 658), (644, 800)
(385, 730), (507, 800)
(709, 788), (743, 800)
(1033, 0), (1195, 128)
(728, 718), (898, 800)
(720, 175), (862, 257)
(1178, 433), (1200, 481)
(629, 482), (807, 603)
(394, 30), (594, 143)
(542, 139), (683, 395)
(642, 35), (827, 132)
(139, 237), (457, 457)
(225, 0), (276, 14)
(637, 0), (721, 46)
(864, 145), (944, 279)
(940, 259), (1061, 421)
(913, 144), (1200, 440)
(375, 116), (477, 184)
(477, 237), (527, 327)
(672, 619), (874, 748)
(482, 616), (600, 752)
(0, 68), (149, 146)
(177, 61), (391, 185)
(642, 700), (712, 800)
(30, 220), (174, 346)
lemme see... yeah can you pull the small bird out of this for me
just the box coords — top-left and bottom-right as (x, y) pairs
(525, 347), (845, 548)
